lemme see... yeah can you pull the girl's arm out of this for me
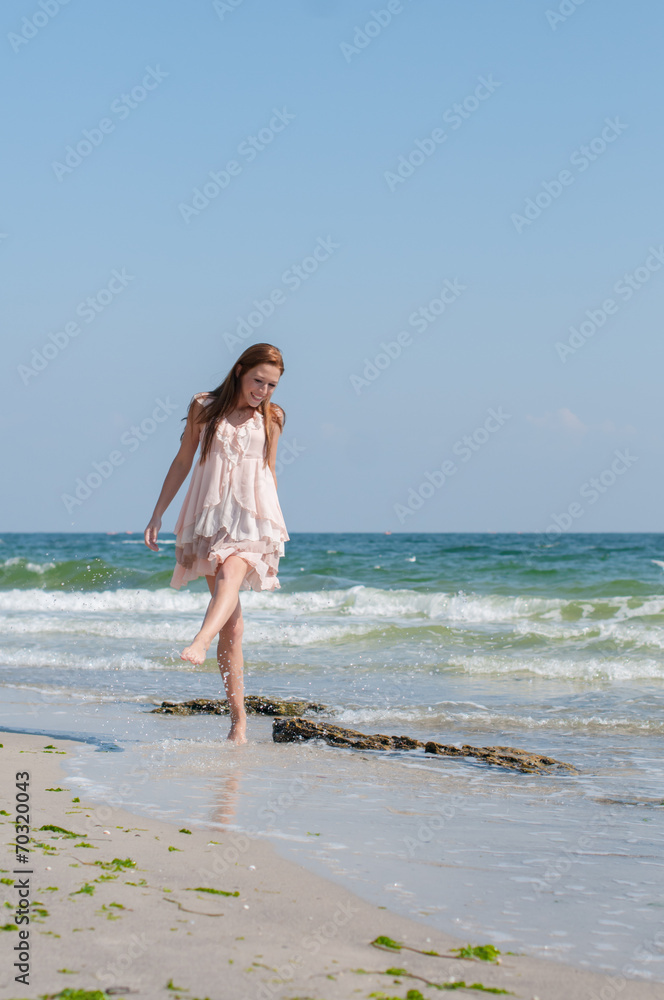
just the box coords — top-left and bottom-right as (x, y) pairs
(267, 406), (283, 490)
(144, 398), (205, 551)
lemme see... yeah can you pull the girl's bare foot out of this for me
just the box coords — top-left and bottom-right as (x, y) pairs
(180, 636), (210, 665)
(227, 715), (247, 744)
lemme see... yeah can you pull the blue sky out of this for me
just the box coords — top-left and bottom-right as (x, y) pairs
(2, 0), (663, 533)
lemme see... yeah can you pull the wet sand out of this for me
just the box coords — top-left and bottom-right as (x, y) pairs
(1, 731), (660, 1000)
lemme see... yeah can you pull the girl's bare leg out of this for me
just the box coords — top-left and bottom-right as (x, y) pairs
(216, 598), (246, 743)
(180, 555), (249, 666)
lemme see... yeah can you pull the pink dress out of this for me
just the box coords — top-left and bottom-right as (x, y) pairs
(170, 393), (289, 592)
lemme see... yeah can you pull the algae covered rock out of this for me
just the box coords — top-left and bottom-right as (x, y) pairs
(273, 718), (421, 751)
(423, 741), (576, 773)
(272, 718), (575, 773)
(151, 696), (327, 717)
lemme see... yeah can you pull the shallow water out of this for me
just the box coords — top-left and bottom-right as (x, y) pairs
(1, 532), (663, 979)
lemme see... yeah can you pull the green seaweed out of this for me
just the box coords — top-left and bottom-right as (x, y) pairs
(451, 944), (501, 963)
(363, 964), (514, 996)
(93, 857), (136, 871)
(96, 903), (123, 921)
(72, 797), (80, 802)
(39, 824), (84, 839)
(179, 828), (192, 834)
(371, 935), (501, 967)
(372, 936), (402, 951)
(369, 986), (510, 998)
(168, 846), (182, 851)
(40, 991), (108, 1000)
(0, 877), (13, 885)
(0, 923), (18, 931)
(46, 787), (65, 792)
(368, 991), (426, 1000)
(443, 984), (511, 994)
(70, 883), (95, 896)
(186, 887), (240, 897)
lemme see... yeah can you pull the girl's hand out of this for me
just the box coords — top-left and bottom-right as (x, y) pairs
(144, 517), (162, 551)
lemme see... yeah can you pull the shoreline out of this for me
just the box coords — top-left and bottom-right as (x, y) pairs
(1, 732), (661, 1000)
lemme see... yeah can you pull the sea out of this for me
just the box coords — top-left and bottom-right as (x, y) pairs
(1, 531), (663, 981)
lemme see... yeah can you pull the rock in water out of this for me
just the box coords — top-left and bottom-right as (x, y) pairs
(272, 718), (576, 773)
(422, 741), (575, 772)
(151, 696), (327, 717)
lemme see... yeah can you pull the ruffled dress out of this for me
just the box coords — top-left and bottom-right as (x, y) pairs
(170, 393), (289, 592)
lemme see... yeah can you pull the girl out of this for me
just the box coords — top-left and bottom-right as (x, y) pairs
(144, 343), (290, 743)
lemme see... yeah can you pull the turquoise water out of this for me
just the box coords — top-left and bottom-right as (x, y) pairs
(1, 532), (663, 979)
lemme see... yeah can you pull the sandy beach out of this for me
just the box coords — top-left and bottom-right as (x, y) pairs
(1, 731), (661, 1000)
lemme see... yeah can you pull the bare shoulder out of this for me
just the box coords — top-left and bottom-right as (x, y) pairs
(269, 402), (285, 430)
(189, 392), (214, 420)
(192, 391), (214, 408)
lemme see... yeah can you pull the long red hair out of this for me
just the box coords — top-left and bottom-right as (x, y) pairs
(187, 344), (285, 467)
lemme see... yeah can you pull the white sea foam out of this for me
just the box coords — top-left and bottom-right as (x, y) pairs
(334, 704), (663, 733)
(1, 587), (664, 663)
(448, 651), (664, 682)
(0, 610), (377, 646)
(512, 616), (664, 650)
(0, 647), (172, 672)
(1, 557), (56, 573)
(0, 681), (156, 703)
(0, 588), (209, 614)
(2, 585), (663, 626)
(1, 587), (663, 688)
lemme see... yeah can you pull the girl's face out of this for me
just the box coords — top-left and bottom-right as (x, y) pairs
(236, 363), (281, 408)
